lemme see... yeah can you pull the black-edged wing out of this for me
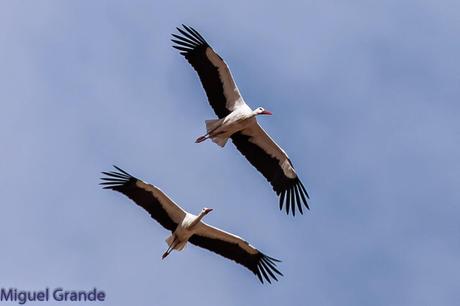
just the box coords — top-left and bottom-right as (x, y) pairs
(189, 222), (282, 283)
(172, 25), (246, 119)
(231, 123), (310, 216)
(100, 166), (186, 231)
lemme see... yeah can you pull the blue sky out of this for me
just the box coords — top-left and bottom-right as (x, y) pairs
(1, 0), (459, 305)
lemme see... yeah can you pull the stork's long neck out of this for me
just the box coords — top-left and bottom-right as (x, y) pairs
(189, 211), (207, 229)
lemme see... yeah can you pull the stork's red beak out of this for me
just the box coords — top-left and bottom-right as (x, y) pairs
(261, 110), (272, 115)
(205, 208), (213, 213)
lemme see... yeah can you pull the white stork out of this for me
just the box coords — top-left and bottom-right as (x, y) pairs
(172, 25), (310, 216)
(100, 166), (282, 283)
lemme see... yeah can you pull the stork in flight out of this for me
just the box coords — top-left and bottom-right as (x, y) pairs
(172, 25), (310, 216)
(100, 166), (282, 283)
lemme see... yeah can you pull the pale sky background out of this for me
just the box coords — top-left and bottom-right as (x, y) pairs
(1, 1), (459, 305)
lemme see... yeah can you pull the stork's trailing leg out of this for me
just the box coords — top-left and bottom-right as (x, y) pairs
(162, 236), (178, 259)
(195, 135), (209, 143)
(196, 119), (224, 143)
(162, 250), (171, 259)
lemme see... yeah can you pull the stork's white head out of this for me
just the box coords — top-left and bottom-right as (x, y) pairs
(254, 107), (272, 116)
(201, 207), (213, 215)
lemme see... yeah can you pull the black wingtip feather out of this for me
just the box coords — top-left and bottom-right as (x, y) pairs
(291, 188), (295, 216)
(299, 180), (310, 199)
(172, 45), (192, 52)
(254, 253), (282, 284)
(172, 25), (209, 57)
(258, 263), (271, 284)
(187, 25), (208, 44)
(276, 178), (310, 215)
(286, 190), (291, 215)
(298, 180), (310, 210)
(267, 255), (282, 263)
(171, 39), (196, 49)
(112, 165), (133, 178)
(279, 190), (285, 211)
(255, 266), (264, 284)
(294, 184), (303, 215)
(171, 33), (197, 46)
(262, 257), (283, 276)
(260, 260), (277, 281)
(177, 27), (201, 45)
(182, 25), (202, 41)
(101, 171), (128, 178)
(100, 166), (135, 189)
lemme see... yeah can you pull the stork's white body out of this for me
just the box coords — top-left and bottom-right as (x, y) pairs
(165, 212), (204, 251)
(205, 106), (256, 147)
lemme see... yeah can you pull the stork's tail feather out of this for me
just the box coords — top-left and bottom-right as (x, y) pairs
(211, 136), (228, 147)
(203, 118), (228, 146)
(205, 119), (221, 133)
(175, 241), (187, 251)
(165, 235), (187, 251)
(165, 235), (174, 246)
